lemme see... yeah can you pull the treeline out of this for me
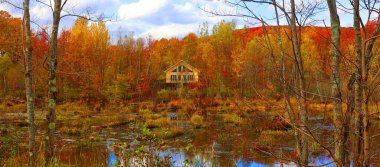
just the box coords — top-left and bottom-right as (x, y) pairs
(0, 10), (379, 102)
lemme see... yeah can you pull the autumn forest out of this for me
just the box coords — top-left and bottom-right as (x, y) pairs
(1, 0), (380, 167)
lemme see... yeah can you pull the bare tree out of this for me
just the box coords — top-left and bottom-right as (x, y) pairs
(22, 0), (36, 166)
(350, 0), (380, 166)
(1, 0), (108, 165)
(362, 7), (380, 167)
(352, 0), (363, 166)
(201, 0), (329, 165)
(44, 0), (64, 164)
(31, 0), (108, 164)
(326, 0), (345, 166)
(272, 1), (303, 166)
(2, 0), (37, 165)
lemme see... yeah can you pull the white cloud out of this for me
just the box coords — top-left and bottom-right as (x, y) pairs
(141, 23), (196, 39)
(0, 4), (6, 11)
(31, 5), (50, 20)
(118, 0), (168, 20)
(174, 2), (193, 12)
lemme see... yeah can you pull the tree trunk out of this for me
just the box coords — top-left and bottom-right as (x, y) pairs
(346, 74), (355, 167)
(45, 0), (61, 165)
(23, 0), (36, 166)
(362, 11), (380, 167)
(326, 0), (344, 166)
(352, 0), (363, 166)
(273, 0), (302, 163)
(289, 0), (308, 165)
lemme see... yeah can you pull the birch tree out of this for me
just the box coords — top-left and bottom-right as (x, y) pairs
(326, 0), (345, 166)
(22, 0), (36, 166)
(44, 0), (63, 163)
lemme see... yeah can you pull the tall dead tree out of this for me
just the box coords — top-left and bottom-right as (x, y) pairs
(45, 0), (63, 164)
(22, 0), (36, 166)
(288, 0), (309, 165)
(362, 9), (380, 167)
(351, 0), (380, 166)
(272, 0), (302, 165)
(203, 0), (331, 165)
(40, 0), (106, 163)
(352, 0), (363, 166)
(326, 0), (344, 166)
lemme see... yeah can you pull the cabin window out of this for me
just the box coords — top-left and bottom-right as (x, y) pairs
(171, 75), (178, 81)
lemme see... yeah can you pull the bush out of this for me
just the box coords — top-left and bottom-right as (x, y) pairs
(145, 118), (171, 128)
(190, 114), (204, 128)
(311, 142), (323, 154)
(0, 128), (20, 162)
(138, 109), (157, 120)
(223, 114), (244, 125)
(157, 89), (171, 102)
(152, 128), (184, 139)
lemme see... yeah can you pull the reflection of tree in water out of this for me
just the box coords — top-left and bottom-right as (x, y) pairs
(105, 119), (340, 167)
(107, 128), (172, 167)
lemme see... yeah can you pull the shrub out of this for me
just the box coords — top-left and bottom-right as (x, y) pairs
(223, 114), (244, 125)
(145, 118), (171, 128)
(152, 128), (184, 139)
(157, 89), (171, 102)
(311, 142), (323, 154)
(190, 114), (204, 128)
(0, 128), (20, 161)
(138, 109), (157, 120)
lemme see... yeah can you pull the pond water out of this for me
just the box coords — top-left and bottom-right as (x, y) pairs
(1, 114), (380, 167)
(51, 125), (335, 167)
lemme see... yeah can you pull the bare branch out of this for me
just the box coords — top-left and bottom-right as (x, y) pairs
(0, 0), (23, 10)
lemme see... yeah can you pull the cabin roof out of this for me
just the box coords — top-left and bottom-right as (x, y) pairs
(164, 60), (200, 73)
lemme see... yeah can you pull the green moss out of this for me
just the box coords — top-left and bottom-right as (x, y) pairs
(48, 99), (56, 108)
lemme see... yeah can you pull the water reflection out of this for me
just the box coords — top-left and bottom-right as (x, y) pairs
(3, 117), (380, 166)
(108, 151), (118, 167)
(106, 138), (334, 167)
(100, 117), (340, 167)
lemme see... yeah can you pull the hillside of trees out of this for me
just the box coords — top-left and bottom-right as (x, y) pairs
(1, 10), (379, 104)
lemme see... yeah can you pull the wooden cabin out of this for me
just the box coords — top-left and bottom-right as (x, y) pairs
(165, 60), (199, 83)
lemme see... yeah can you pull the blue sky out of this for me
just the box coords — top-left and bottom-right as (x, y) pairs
(0, 0), (378, 41)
